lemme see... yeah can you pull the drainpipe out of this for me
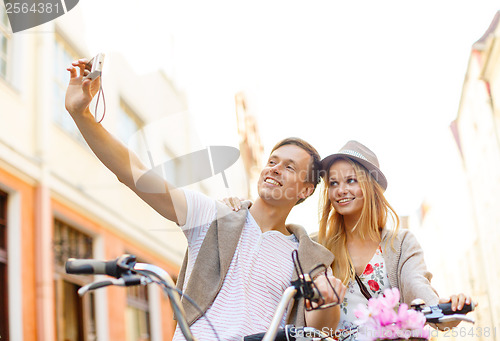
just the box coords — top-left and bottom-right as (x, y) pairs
(34, 24), (55, 341)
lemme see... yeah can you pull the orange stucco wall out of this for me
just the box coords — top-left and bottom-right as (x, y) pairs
(0, 165), (179, 340)
(0, 167), (37, 340)
(51, 199), (179, 340)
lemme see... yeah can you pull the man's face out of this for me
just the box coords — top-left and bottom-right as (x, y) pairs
(257, 144), (314, 205)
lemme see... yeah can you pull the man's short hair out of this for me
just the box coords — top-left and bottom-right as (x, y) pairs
(271, 137), (321, 205)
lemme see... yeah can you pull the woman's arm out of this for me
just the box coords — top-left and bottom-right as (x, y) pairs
(396, 230), (439, 305)
(397, 230), (476, 329)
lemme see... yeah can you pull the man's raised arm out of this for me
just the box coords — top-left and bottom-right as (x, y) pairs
(65, 59), (187, 225)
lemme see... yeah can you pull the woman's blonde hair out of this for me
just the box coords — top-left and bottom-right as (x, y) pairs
(318, 157), (399, 285)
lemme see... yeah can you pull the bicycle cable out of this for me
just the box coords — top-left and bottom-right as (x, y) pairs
(133, 269), (221, 341)
(291, 250), (340, 309)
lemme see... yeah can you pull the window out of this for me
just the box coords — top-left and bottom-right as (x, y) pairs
(0, 5), (12, 80)
(53, 219), (96, 341)
(53, 37), (83, 140)
(162, 146), (178, 186)
(0, 190), (8, 339)
(117, 101), (145, 158)
(115, 101), (147, 165)
(126, 269), (150, 341)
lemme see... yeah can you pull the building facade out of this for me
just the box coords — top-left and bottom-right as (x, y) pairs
(428, 10), (500, 341)
(0, 5), (214, 340)
(234, 91), (264, 199)
(395, 12), (500, 341)
(453, 11), (500, 337)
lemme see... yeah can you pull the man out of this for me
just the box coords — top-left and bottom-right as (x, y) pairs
(65, 59), (345, 340)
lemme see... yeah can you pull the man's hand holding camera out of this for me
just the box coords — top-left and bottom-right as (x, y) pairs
(65, 58), (102, 117)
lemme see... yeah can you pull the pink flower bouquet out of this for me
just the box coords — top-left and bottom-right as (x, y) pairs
(354, 288), (429, 341)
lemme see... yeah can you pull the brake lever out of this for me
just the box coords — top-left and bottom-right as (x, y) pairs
(438, 315), (475, 324)
(78, 275), (149, 296)
(78, 279), (119, 295)
(411, 299), (476, 325)
(420, 305), (445, 323)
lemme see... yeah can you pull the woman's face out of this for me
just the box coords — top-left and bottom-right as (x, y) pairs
(327, 159), (365, 219)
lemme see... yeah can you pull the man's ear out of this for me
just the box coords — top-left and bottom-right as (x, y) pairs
(299, 182), (315, 200)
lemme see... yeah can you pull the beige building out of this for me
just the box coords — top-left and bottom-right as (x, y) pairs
(453, 10), (500, 338)
(235, 91), (264, 199)
(0, 5), (231, 341)
(415, 10), (500, 341)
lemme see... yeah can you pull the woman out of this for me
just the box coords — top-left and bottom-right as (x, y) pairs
(318, 140), (473, 336)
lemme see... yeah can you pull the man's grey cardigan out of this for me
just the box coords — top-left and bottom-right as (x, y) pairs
(175, 201), (334, 327)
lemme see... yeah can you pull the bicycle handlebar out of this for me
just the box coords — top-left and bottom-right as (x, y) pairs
(65, 255), (197, 341)
(427, 302), (475, 316)
(244, 300), (477, 341)
(417, 301), (475, 324)
(67, 253), (476, 341)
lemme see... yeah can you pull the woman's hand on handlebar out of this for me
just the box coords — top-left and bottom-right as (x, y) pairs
(437, 293), (477, 329)
(439, 293), (475, 312)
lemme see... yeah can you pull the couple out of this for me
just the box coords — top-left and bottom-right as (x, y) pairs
(65, 59), (472, 340)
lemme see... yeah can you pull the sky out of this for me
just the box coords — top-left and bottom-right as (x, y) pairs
(77, 0), (500, 231)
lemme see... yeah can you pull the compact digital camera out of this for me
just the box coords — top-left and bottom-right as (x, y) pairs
(84, 53), (105, 81)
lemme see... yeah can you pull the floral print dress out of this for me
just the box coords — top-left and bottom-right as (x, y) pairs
(337, 245), (391, 341)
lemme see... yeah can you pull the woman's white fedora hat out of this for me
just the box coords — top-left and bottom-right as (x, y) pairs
(321, 140), (388, 191)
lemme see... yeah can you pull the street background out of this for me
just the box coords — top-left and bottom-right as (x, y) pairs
(1, 1), (499, 340)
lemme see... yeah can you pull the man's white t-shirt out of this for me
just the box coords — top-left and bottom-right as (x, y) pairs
(173, 189), (299, 341)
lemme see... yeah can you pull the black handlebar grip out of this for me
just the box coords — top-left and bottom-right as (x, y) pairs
(243, 329), (290, 341)
(65, 258), (120, 277)
(438, 302), (475, 315)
